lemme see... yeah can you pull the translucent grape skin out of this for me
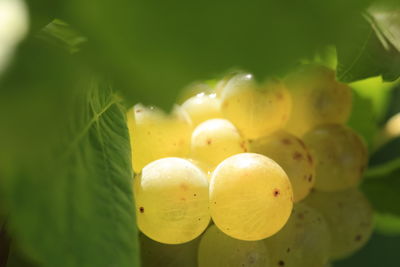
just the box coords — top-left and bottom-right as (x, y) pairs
(139, 232), (200, 267)
(249, 130), (315, 202)
(181, 92), (222, 126)
(134, 158), (210, 244)
(303, 124), (368, 192)
(284, 64), (352, 136)
(190, 118), (247, 168)
(210, 153), (293, 241)
(127, 104), (192, 173)
(220, 73), (292, 139)
(264, 203), (331, 267)
(198, 225), (271, 267)
(304, 188), (374, 260)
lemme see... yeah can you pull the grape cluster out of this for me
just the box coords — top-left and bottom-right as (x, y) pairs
(127, 64), (374, 267)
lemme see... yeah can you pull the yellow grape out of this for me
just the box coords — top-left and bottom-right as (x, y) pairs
(139, 232), (200, 267)
(264, 203), (331, 267)
(249, 130), (315, 202)
(304, 188), (374, 260)
(134, 158), (210, 244)
(181, 92), (222, 126)
(190, 118), (247, 168)
(198, 224), (271, 267)
(127, 104), (192, 173)
(220, 73), (292, 139)
(284, 64), (352, 136)
(303, 124), (368, 192)
(210, 153), (293, 241)
(176, 82), (215, 104)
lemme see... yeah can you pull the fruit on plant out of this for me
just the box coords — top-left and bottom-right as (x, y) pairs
(139, 233), (200, 267)
(127, 104), (192, 173)
(134, 157), (210, 244)
(264, 203), (331, 267)
(209, 153), (293, 241)
(190, 118), (247, 168)
(181, 92), (222, 126)
(303, 124), (368, 192)
(284, 65), (352, 136)
(219, 73), (291, 139)
(198, 224), (271, 267)
(249, 130), (315, 202)
(304, 188), (374, 260)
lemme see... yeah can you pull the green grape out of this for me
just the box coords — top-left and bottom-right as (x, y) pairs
(127, 104), (192, 173)
(139, 232), (200, 267)
(249, 130), (315, 202)
(220, 73), (292, 139)
(198, 224), (271, 267)
(284, 64), (352, 136)
(134, 157), (210, 244)
(264, 203), (331, 267)
(303, 124), (368, 192)
(210, 153), (293, 241)
(190, 118), (247, 168)
(181, 92), (222, 126)
(304, 189), (374, 260)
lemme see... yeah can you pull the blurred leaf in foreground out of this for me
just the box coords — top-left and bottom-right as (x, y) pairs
(0, 38), (140, 267)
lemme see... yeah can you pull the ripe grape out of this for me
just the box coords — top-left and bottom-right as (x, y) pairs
(139, 232), (200, 267)
(220, 73), (291, 139)
(249, 130), (315, 202)
(190, 118), (247, 168)
(198, 224), (271, 267)
(303, 124), (368, 192)
(181, 92), (222, 126)
(210, 153), (293, 241)
(134, 158), (210, 244)
(264, 203), (331, 267)
(304, 189), (374, 260)
(127, 104), (192, 173)
(284, 64), (352, 136)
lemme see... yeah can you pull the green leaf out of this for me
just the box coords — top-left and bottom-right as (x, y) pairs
(336, 14), (400, 83)
(0, 39), (140, 267)
(367, 1), (400, 53)
(362, 168), (400, 215)
(60, 0), (372, 109)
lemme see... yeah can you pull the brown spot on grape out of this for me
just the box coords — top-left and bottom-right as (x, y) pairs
(193, 194), (197, 197)
(298, 139), (306, 149)
(223, 101), (229, 108)
(293, 152), (303, 161)
(308, 175), (313, 182)
(240, 141), (248, 152)
(206, 139), (212, 145)
(278, 260), (285, 266)
(273, 189), (280, 197)
(139, 207), (144, 213)
(181, 197), (186, 201)
(286, 248), (291, 253)
(281, 138), (292, 145)
(276, 92), (284, 100)
(307, 154), (313, 164)
(136, 109), (142, 113)
(355, 235), (362, 242)
(248, 139), (253, 144)
(180, 183), (189, 191)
